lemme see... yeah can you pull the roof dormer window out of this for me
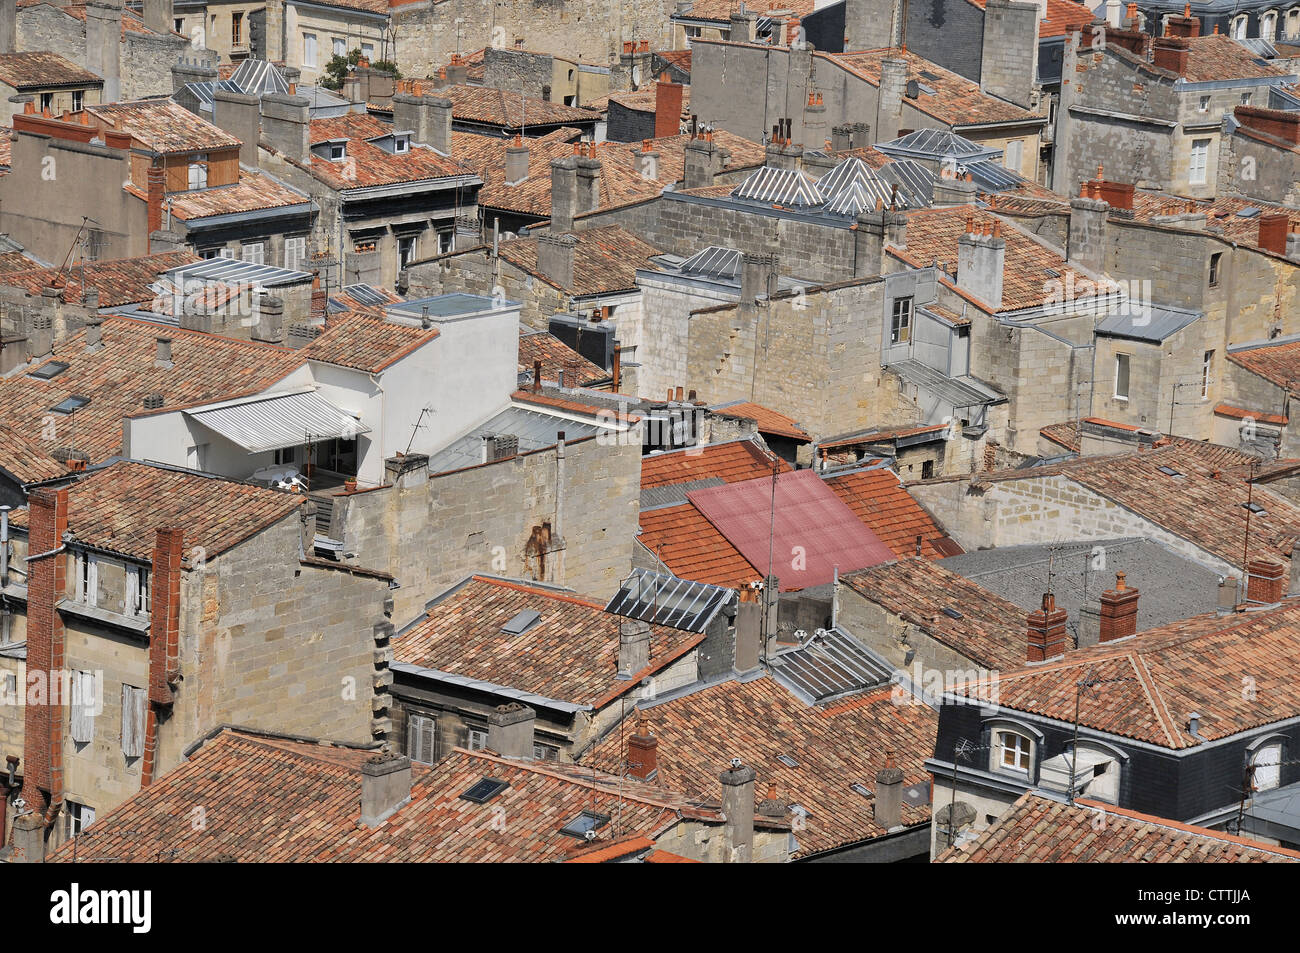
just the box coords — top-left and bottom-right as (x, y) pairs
(329, 143), (346, 161)
(394, 135), (410, 154)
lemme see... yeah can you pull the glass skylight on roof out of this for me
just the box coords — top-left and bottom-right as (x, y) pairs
(29, 361), (69, 380)
(501, 609), (542, 635)
(50, 395), (89, 415)
(777, 754), (799, 768)
(1244, 502), (1267, 515)
(559, 810), (610, 838)
(459, 777), (510, 804)
(1157, 465), (1182, 477)
(850, 783), (872, 798)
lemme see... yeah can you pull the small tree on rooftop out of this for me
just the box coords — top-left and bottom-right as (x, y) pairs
(321, 48), (400, 90)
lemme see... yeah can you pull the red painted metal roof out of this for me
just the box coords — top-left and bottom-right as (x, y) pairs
(687, 468), (894, 590)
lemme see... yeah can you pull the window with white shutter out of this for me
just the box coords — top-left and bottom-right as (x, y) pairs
(75, 553), (98, 607)
(285, 236), (306, 271)
(407, 712), (437, 764)
(121, 684), (146, 758)
(70, 670), (96, 744)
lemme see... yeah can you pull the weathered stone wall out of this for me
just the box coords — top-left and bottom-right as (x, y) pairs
(979, 0), (1039, 110)
(338, 433), (641, 621)
(1217, 130), (1300, 207)
(404, 246), (569, 330)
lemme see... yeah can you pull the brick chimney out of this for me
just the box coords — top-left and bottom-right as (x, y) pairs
(1027, 592), (1068, 662)
(1247, 557), (1285, 604)
(146, 162), (166, 248)
(20, 486), (69, 822)
(1098, 571), (1140, 642)
(1165, 3), (1200, 37)
(873, 749), (904, 829)
(720, 760), (756, 862)
(957, 218), (1006, 310)
(626, 715), (658, 781)
(617, 619), (651, 678)
(504, 133), (529, 186)
(487, 702), (535, 758)
(1152, 36), (1190, 74)
(148, 527), (183, 707)
(1258, 213), (1290, 256)
(359, 753), (413, 825)
(654, 76), (684, 138)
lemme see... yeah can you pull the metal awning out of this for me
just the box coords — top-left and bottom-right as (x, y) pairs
(186, 390), (369, 453)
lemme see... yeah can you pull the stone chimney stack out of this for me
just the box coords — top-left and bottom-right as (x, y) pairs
(956, 217), (1006, 310)
(720, 760), (756, 862)
(154, 336), (173, 368)
(359, 753), (413, 826)
(873, 749), (904, 829)
(486, 702), (536, 759)
(252, 294), (285, 344)
(85, 1), (124, 103)
(683, 127), (724, 188)
(550, 154), (579, 232)
(877, 57), (908, 142)
(0, 0), (16, 55)
(505, 134), (529, 186)
(1098, 571), (1140, 642)
(260, 92), (312, 161)
(1027, 592), (1068, 662)
(617, 619), (651, 678)
(213, 89), (261, 169)
(536, 233), (576, 289)
(740, 252), (777, 304)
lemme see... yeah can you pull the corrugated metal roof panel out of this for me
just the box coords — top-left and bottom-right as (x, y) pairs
(426, 406), (601, 473)
(186, 390), (369, 453)
(163, 257), (311, 288)
(604, 567), (733, 632)
(686, 469), (895, 590)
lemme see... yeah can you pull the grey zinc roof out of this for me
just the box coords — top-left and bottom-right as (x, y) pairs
(228, 59), (291, 96)
(938, 537), (1222, 638)
(876, 129), (1001, 163)
(163, 257), (311, 289)
(1096, 303), (1202, 343)
(731, 166), (824, 207)
(886, 359), (1005, 408)
(966, 159), (1026, 193)
(389, 292), (506, 318)
(604, 567), (734, 633)
(679, 245), (742, 279)
(768, 627), (894, 704)
(426, 405), (601, 473)
(880, 158), (935, 206)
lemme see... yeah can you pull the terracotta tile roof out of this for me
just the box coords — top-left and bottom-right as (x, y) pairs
(842, 557), (1029, 669)
(493, 224), (661, 295)
(304, 114), (472, 189)
(0, 127), (12, 170)
(1228, 339), (1300, 399)
(586, 678), (937, 856)
(641, 438), (788, 489)
(0, 250), (199, 306)
(7, 461), (302, 562)
(681, 0), (816, 21)
(0, 248), (41, 275)
(930, 443), (1300, 570)
(830, 48), (1041, 128)
(963, 599), (1300, 749)
(600, 86), (692, 117)
(1215, 403), (1288, 427)
(637, 502), (761, 588)
(656, 49), (692, 73)
(1183, 34), (1289, 83)
(710, 401), (809, 440)
(940, 792), (1300, 862)
(519, 328), (608, 387)
(510, 387), (640, 423)
(894, 205), (1088, 313)
(0, 316), (302, 461)
(453, 129), (763, 217)
(561, 834), (656, 862)
(1039, 420), (1081, 452)
(46, 729), (731, 862)
(394, 576), (706, 707)
(304, 307), (439, 373)
(0, 420), (66, 483)
(0, 51), (102, 88)
(87, 100), (241, 155)
(148, 171), (312, 221)
(823, 468), (958, 560)
(387, 82), (600, 128)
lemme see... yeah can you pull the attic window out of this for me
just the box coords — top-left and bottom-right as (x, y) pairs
(29, 360), (70, 380)
(459, 777), (510, 804)
(329, 143), (346, 161)
(1243, 502), (1268, 515)
(941, 607), (964, 620)
(501, 609), (541, 635)
(559, 810), (610, 838)
(394, 136), (410, 154)
(776, 754), (799, 768)
(50, 395), (90, 414)
(1156, 466), (1182, 477)
(850, 783), (873, 798)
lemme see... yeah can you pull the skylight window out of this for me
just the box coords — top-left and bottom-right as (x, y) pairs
(1156, 466), (1182, 477)
(942, 607), (964, 620)
(501, 609), (541, 635)
(776, 754), (799, 768)
(1243, 502), (1268, 515)
(29, 361), (69, 380)
(559, 810), (610, 838)
(459, 777), (509, 804)
(850, 783), (873, 798)
(50, 395), (90, 415)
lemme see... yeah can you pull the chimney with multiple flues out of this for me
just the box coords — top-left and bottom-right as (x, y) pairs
(720, 759), (756, 862)
(873, 750), (905, 829)
(626, 715), (659, 781)
(617, 619), (651, 678)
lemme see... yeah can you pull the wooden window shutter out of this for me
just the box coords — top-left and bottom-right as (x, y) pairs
(408, 713), (437, 764)
(121, 684), (146, 758)
(70, 670), (95, 743)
